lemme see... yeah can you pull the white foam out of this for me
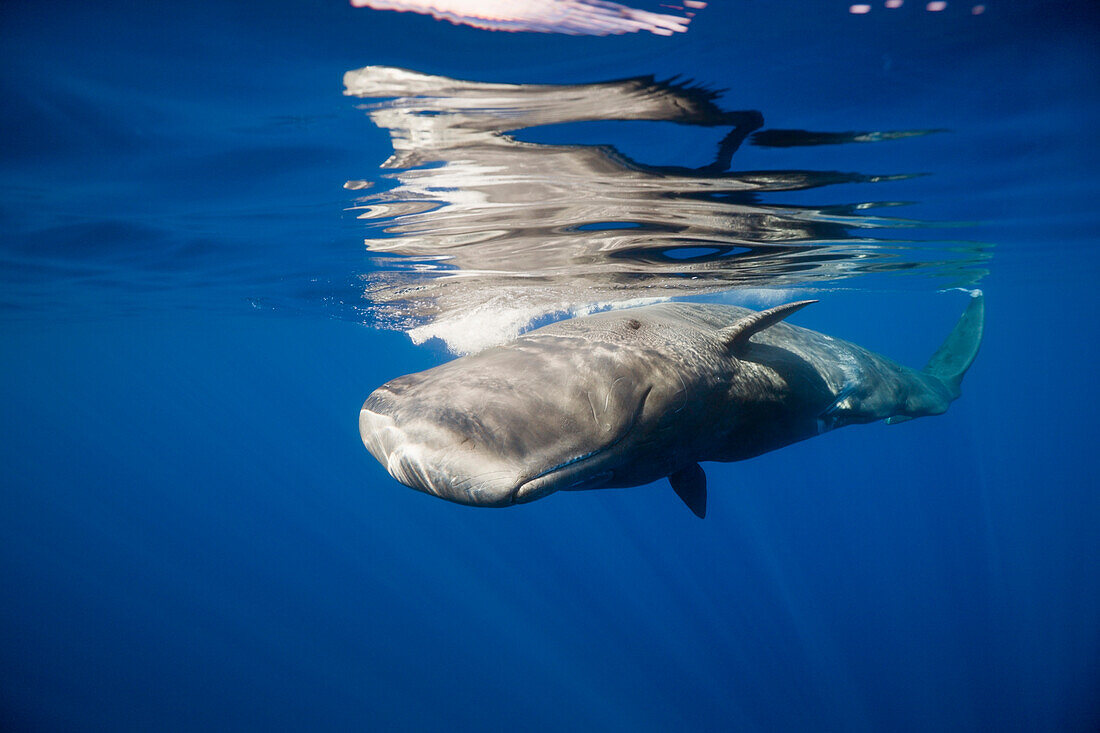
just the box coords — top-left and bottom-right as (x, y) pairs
(708, 288), (808, 308)
(407, 295), (669, 354)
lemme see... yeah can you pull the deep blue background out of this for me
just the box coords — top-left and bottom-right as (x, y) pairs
(2, 1), (1098, 731)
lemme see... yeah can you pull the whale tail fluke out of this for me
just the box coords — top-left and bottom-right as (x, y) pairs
(886, 290), (984, 425)
(923, 289), (984, 398)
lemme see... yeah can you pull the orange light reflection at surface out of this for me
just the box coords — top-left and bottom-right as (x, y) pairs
(349, 0), (704, 35)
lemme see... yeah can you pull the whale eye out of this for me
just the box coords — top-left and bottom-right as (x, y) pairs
(627, 319), (642, 330)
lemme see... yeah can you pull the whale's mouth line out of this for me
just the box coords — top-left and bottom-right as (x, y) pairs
(512, 442), (618, 504)
(512, 451), (617, 503)
(512, 384), (653, 502)
(522, 445), (612, 488)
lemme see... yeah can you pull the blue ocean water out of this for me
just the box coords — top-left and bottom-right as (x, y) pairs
(2, 1), (1098, 731)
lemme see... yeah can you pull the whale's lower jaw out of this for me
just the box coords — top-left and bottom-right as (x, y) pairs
(359, 406), (620, 507)
(359, 407), (523, 507)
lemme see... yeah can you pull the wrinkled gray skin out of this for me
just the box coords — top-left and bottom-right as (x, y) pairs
(360, 297), (981, 513)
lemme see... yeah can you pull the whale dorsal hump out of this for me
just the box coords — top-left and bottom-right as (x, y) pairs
(719, 300), (817, 353)
(669, 463), (707, 519)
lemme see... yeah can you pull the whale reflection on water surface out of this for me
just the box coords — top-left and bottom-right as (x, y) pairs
(346, 66), (987, 353)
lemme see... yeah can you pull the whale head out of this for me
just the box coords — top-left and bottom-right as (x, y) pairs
(359, 324), (695, 507)
(359, 379), (531, 507)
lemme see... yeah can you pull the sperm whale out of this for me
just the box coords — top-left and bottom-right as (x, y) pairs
(360, 293), (984, 517)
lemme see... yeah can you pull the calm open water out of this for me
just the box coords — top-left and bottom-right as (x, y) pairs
(2, 1), (1098, 731)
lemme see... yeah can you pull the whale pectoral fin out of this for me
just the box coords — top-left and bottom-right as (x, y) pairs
(719, 300), (818, 353)
(817, 383), (859, 432)
(669, 463), (707, 519)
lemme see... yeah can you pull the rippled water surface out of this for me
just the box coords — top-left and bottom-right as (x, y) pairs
(346, 66), (987, 351)
(2, 1), (1098, 731)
